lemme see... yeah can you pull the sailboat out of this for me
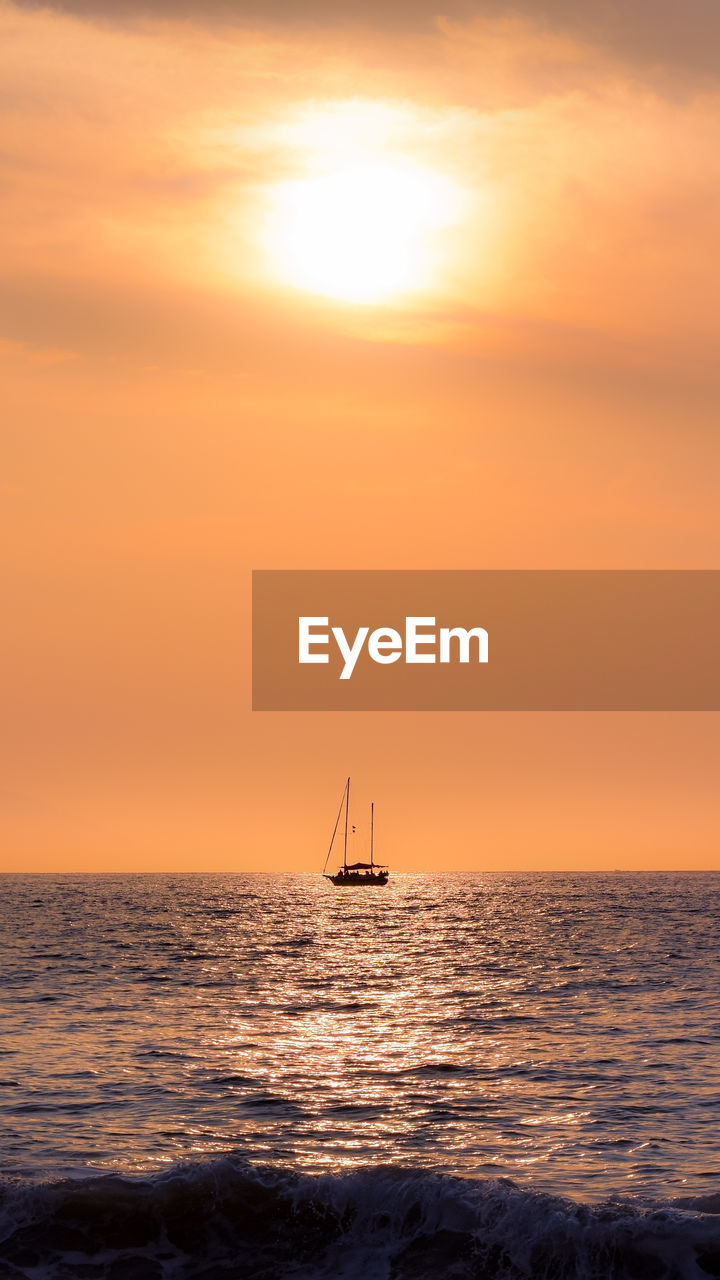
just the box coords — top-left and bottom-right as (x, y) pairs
(323, 778), (389, 886)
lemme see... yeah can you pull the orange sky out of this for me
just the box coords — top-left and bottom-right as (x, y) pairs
(1, 0), (719, 871)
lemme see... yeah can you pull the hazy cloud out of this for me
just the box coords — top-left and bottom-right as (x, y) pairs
(9, 0), (720, 78)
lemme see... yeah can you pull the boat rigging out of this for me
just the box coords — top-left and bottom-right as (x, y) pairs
(322, 778), (389, 886)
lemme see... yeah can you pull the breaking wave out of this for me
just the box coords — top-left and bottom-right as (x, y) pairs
(1, 1159), (720, 1279)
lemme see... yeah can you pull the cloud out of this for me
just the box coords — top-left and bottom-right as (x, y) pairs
(1, 0), (719, 375)
(0, 336), (78, 364)
(8, 0), (720, 79)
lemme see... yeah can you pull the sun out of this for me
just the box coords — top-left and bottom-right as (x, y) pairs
(265, 159), (461, 305)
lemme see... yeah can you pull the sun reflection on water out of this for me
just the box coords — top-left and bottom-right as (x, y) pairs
(2, 872), (720, 1201)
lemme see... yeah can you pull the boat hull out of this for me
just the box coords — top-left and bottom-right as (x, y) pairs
(326, 872), (388, 886)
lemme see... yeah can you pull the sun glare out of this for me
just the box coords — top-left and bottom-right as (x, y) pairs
(266, 159), (461, 305)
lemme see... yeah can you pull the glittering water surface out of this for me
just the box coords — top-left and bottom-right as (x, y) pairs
(2, 873), (720, 1200)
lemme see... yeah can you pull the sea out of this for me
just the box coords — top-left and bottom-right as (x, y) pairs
(1, 872), (720, 1279)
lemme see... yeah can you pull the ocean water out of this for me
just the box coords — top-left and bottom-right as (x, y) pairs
(1, 871), (720, 1278)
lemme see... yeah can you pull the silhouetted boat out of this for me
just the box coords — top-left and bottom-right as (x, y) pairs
(323, 778), (388, 886)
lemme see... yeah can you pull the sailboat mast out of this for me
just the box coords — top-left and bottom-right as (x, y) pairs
(370, 802), (374, 868)
(343, 777), (350, 869)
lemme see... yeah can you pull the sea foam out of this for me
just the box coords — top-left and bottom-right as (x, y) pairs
(2, 1159), (720, 1279)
